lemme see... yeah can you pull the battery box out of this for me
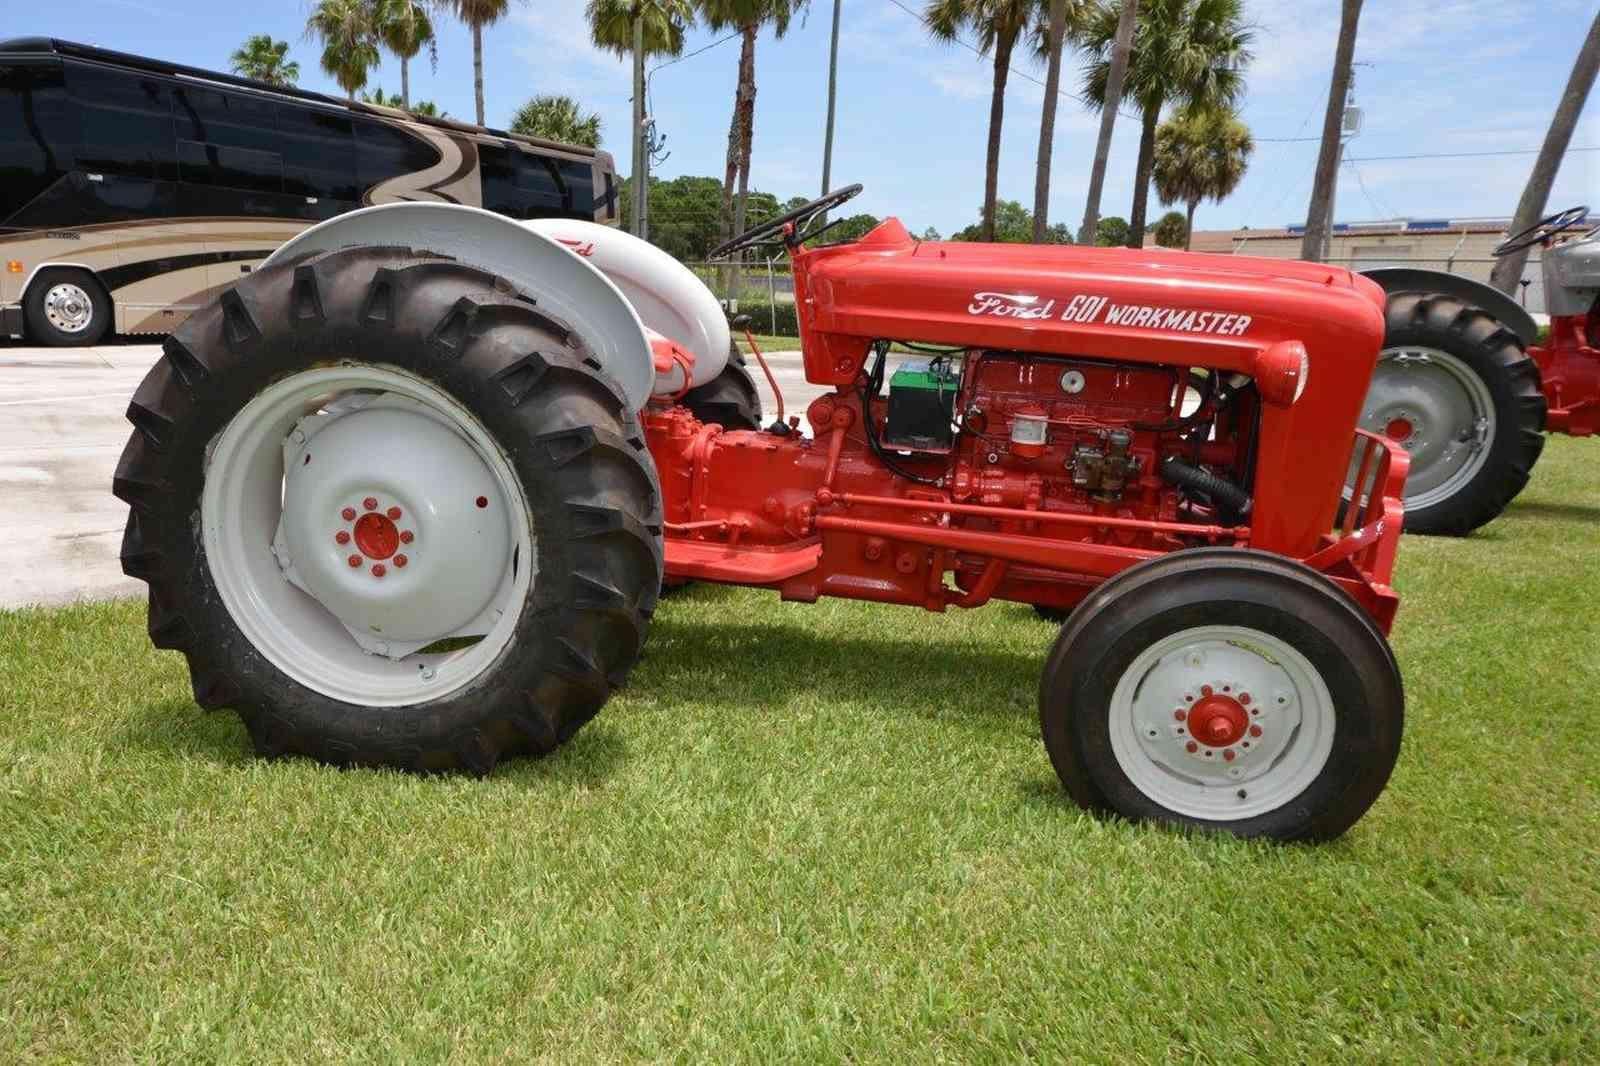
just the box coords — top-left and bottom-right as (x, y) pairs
(884, 358), (959, 451)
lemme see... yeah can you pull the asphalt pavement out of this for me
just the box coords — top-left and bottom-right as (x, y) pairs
(0, 340), (826, 608)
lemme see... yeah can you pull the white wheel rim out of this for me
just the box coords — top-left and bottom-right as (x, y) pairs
(44, 283), (94, 333)
(1108, 625), (1336, 822)
(1359, 346), (1496, 511)
(201, 364), (534, 706)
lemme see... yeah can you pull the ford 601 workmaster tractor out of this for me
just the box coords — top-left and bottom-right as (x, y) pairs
(115, 186), (1411, 840)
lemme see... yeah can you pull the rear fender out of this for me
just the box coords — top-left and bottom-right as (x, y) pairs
(262, 203), (655, 410)
(1361, 267), (1537, 347)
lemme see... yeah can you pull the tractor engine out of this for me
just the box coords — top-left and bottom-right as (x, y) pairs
(646, 345), (1257, 614)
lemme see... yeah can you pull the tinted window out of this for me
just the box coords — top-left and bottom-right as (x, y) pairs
(560, 159), (595, 216)
(354, 119), (439, 193)
(66, 61), (175, 180)
(277, 105), (357, 203)
(480, 143), (579, 220)
(0, 60), (74, 225)
(173, 86), (282, 193)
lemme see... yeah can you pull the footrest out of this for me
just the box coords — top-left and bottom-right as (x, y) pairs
(664, 537), (822, 583)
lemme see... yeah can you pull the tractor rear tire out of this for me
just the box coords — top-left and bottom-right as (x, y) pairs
(681, 341), (763, 430)
(1363, 292), (1546, 535)
(1039, 548), (1403, 841)
(114, 245), (663, 772)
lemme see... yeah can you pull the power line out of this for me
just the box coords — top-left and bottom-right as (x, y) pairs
(1344, 146), (1599, 163)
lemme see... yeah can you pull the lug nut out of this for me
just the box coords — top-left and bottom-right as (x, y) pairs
(1249, 725), (1263, 737)
(1185, 741), (1198, 753)
(399, 530), (414, 544)
(363, 497), (378, 511)
(1201, 685), (1213, 697)
(347, 554), (362, 567)
(335, 531), (350, 545)
(394, 554), (408, 568)
(371, 563), (386, 577)
(1174, 709), (1186, 721)
(387, 506), (402, 520)
(1223, 750), (1235, 761)
(1239, 693), (1252, 706)
(342, 507), (357, 521)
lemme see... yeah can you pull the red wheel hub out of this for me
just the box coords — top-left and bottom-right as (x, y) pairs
(1384, 416), (1414, 442)
(353, 511), (400, 560)
(1190, 694), (1249, 748)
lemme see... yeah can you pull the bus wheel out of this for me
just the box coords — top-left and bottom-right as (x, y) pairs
(25, 268), (111, 346)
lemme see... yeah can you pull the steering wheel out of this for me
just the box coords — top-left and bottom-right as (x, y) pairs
(707, 184), (864, 260)
(1493, 204), (1590, 256)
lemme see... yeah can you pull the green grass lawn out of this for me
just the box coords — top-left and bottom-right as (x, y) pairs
(5, 439), (1599, 1062)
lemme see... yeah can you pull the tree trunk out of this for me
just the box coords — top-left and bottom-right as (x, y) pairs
(1080, 0), (1137, 244)
(982, 28), (1017, 242)
(472, 23), (485, 126)
(1302, 0), (1362, 261)
(1125, 104), (1158, 247)
(1184, 199), (1197, 251)
(820, 0), (842, 220)
(401, 55), (411, 111)
(632, 15), (646, 238)
(1489, 9), (1600, 294)
(729, 26), (759, 302)
(1032, 0), (1070, 242)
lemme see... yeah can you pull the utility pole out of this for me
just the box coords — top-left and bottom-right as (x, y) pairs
(631, 12), (647, 238)
(1321, 72), (1364, 262)
(1301, 0), (1362, 262)
(821, 0), (841, 197)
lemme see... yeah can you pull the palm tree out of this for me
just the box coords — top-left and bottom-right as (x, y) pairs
(1152, 105), (1252, 250)
(306, 0), (381, 101)
(925, 0), (1042, 242)
(452, 0), (512, 126)
(510, 95), (603, 147)
(1081, 0), (1252, 248)
(1490, 9), (1600, 294)
(230, 34), (300, 87)
(587, 0), (696, 236)
(1301, 0), (1360, 262)
(701, 0), (808, 291)
(361, 85), (447, 116)
(1032, 0), (1084, 241)
(374, 0), (436, 112)
(1077, 0), (1135, 244)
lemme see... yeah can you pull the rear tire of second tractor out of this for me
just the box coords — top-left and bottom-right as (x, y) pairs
(114, 246), (663, 772)
(1359, 292), (1546, 535)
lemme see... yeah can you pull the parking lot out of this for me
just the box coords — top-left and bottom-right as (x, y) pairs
(0, 339), (819, 607)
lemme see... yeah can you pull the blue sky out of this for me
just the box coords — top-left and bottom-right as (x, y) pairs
(16, 0), (1598, 238)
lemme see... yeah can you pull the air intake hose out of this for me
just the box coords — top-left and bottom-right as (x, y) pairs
(1161, 458), (1252, 517)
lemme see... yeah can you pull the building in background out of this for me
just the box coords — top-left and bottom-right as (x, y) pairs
(1167, 214), (1599, 316)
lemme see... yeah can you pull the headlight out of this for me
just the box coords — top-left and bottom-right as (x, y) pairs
(1251, 340), (1310, 407)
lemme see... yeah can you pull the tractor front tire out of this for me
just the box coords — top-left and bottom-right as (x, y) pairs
(681, 341), (763, 430)
(114, 246), (663, 772)
(1040, 548), (1403, 841)
(1362, 292), (1546, 535)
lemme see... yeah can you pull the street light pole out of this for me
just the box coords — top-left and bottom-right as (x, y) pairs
(631, 13), (647, 238)
(820, 0), (842, 213)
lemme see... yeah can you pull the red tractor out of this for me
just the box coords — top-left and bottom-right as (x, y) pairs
(1357, 205), (1599, 533)
(115, 186), (1409, 840)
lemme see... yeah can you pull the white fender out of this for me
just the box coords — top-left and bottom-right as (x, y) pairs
(261, 203), (656, 411)
(523, 219), (731, 397)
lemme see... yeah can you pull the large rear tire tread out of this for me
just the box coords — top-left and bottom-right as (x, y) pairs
(1383, 292), (1546, 535)
(680, 341), (763, 430)
(1039, 548), (1403, 842)
(115, 246), (663, 773)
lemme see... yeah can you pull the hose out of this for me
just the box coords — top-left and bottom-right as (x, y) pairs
(1161, 458), (1252, 518)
